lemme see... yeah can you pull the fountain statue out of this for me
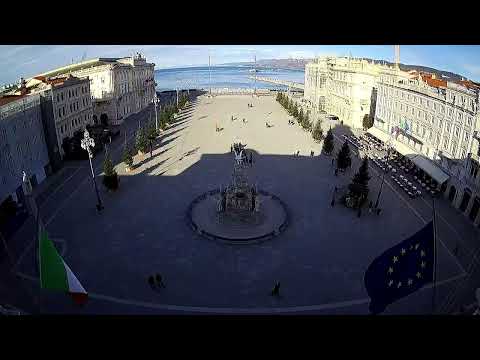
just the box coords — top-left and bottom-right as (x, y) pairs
(217, 142), (259, 222)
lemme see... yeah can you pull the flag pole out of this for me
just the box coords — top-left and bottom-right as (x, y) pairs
(432, 196), (438, 314)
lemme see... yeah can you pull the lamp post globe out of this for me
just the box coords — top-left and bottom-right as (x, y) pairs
(81, 129), (103, 212)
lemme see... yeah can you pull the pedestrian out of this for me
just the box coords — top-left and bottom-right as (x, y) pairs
(297, 150), (300, 156)
(271, 282), (281, 297)
(231, 145), (233, 153)
(155, 274), (166, 288)
(331, 158), (335, 166)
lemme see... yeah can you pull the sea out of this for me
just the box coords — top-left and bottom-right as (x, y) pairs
(154, 66), (305, 92)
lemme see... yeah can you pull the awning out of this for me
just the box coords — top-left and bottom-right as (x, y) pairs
(391, 139), (417, 157)
(367, 127), (390, 144)
(406, 155), (450, 184)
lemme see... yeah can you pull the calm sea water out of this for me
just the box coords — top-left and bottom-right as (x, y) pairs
(154, 66), (305, 92)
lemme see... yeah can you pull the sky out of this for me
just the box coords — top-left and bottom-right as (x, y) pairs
(1, 45), (480, 85)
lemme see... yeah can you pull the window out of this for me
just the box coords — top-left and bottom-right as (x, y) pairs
(464, 132), (469, 141)
(443, 137), (449, 149)
(451, 142), (457, 156)
(455, 127), (460, 138)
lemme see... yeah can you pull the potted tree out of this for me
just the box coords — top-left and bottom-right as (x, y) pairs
(135, 127), (149, 156)
(103, 154), (119, 191)
(322, 129), (335, 155)
(347, 157), (371, 208)
(336, 142), (352, 172)
(312, 120), (324, 142)
(122, 146), (134, 172)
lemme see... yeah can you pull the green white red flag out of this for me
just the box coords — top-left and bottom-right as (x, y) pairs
(38, 223), (88, 306)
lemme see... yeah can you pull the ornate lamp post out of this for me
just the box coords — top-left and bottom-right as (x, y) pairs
(153, 93), (159, 131)
(374, 146), (391, 209)
(81, 129), (103, 212)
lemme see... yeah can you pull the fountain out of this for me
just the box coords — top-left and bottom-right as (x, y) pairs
(187, 142), (288, 244)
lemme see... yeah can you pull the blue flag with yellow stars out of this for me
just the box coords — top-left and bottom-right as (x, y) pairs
(364, 221), (434, 314)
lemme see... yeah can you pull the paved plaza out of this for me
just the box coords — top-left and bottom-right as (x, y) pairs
(9, 94), (480, 314)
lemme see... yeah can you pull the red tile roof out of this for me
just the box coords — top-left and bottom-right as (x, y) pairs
(0, 94), (27, 107)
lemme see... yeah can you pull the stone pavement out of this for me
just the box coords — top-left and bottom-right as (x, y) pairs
(7, 94), (473, 314)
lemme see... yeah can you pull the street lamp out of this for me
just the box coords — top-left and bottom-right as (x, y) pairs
(374, 146), (391, 209)
(153, 93), (159, 131)
(81, 129), (104, 212)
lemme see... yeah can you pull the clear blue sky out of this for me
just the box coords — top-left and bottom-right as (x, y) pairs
(1, 45), (480, 85)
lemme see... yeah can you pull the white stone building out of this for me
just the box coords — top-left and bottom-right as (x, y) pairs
(25, 75), (94, 158)
(35, 53), (156, 126)
(372, 70), (480, 226)
(304, 57), (391, 129)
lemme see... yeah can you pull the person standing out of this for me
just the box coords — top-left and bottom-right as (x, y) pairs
(271, 282), (281, 297)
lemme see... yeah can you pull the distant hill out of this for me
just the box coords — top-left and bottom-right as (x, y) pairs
(222, 58), (311, 70)
(222, 57), (468, 81)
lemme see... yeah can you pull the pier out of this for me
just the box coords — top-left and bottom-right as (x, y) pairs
(249, 76), (304, 91)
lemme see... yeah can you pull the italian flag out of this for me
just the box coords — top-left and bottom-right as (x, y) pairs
(39, 223), (88, 306)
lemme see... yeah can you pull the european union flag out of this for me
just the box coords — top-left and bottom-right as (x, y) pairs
(364, 221), (434, 314)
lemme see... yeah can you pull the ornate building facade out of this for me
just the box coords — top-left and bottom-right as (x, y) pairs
(372, 70), (480, 226)
(304, 57), (392, 129)
(36, 53), (156, 126)
(25, 75), (94, 159)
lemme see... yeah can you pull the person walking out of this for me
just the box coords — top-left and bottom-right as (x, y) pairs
(155, 274), (166, 288)
(297, 150), (300, 157)
(271, 282), (281, 297)
(331, 158), (335, 166)
(148, 275), (155, 288)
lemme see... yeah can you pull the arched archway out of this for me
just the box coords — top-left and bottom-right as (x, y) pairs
(448, 186), (456, 203)
(460, 188), (472, 212)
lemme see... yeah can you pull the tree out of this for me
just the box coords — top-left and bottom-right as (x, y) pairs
(362, 113), (374, 130)
(293, 103), (299, 118)
(312, 120), (324, 141)
(147, 123), (158, 139)
(322, 129), (335, 155)
(336, 142), (352, 170)
(348, 157), (371, 206)
(135, 127), (149, 154)
(298, 108), (304, 124)
(103, 153), (119, 190)
(122, 146), (134, 168)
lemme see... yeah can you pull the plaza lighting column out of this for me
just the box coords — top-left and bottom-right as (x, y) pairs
(81, 129), (104, 212)
(374, 147), (391, 209)
(153, 93), (159, 131)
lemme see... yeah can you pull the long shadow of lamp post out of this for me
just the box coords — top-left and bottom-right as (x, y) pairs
(81, 129), (104, 212)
